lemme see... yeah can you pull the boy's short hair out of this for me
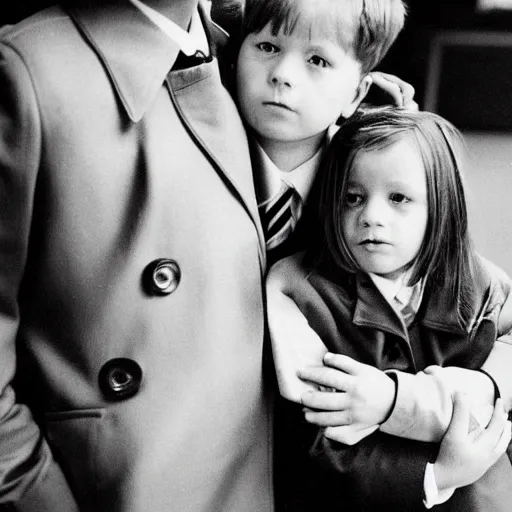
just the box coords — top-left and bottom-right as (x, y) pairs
(240, 0), (407, 74)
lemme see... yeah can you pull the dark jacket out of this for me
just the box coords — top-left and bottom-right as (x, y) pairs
(273, 254), (512, 512)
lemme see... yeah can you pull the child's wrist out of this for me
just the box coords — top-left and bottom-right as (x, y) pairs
(476, 368), (501, 403)
(432, 461), (451, 493)
(380, 372), (398, 424)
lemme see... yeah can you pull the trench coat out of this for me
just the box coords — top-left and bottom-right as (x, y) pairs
(0, 2), (272, 511)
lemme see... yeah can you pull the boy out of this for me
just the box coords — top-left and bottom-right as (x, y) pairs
(236, 0), (406, 265)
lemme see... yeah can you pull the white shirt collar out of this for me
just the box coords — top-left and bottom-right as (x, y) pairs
(370, 269), (424, 316)
(254, 140), (325, 205)
(129, 0), (209, 56)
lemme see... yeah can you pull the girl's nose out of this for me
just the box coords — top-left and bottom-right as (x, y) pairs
(359, 198), (385, 227)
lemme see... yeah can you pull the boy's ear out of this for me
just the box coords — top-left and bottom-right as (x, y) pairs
(341, 74), (373, 119)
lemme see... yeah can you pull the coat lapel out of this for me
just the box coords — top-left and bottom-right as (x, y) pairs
(166, 61), (265, 265)
(164, 7), (266, 266)
(68, 0), (266, 267)
(353, 275), (408, 339)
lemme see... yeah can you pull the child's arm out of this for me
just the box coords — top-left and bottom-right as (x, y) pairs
(266, 278), (328, 403)
(267, 255), (487, 445)
(299, 354), (496, 445)
(301, 265), (512, 445)
(268, 254), (499, 445)
(267, 259), (483, 446)
(381, 365), (495, 441)
(266, 253), (329, 403)
(300, 357), (507, 446)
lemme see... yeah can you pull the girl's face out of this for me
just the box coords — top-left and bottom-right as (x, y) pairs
(341, 136), (428, 280)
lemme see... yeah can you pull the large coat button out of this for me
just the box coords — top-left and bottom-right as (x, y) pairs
(99, 359), (142, 401)
(143, 258), (181, 296)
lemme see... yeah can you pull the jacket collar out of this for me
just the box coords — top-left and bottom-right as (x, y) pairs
(353, 267), (490, 339)
(66, 1), (228, 123)
(354, 274), (407, 339)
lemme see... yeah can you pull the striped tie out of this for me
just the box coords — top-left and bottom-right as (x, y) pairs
(260, 186), (296, 250)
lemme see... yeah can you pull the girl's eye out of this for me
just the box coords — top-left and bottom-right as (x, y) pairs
(345, 192), (363, 207)
(390, 193), (410, 204)
(308, 55), (329, 68)
(256, 42), (278, 54)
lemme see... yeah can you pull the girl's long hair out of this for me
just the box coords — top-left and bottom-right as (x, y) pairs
(311, 107), (479, 326)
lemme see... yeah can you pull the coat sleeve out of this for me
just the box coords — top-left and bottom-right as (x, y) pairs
(380, 365), (499, 442)
(480, 257), (512, 411)
(481, 259), (512, 412)
(379, 368), (454, 442)
(0, 40), (78, 511)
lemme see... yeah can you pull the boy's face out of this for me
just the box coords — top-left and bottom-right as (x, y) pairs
(236, 22), (370, 154)
(341, 137), (428, 281)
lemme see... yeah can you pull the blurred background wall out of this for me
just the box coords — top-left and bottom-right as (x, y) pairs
(379, 0), (512, 275)
(1, 0), (512, 274)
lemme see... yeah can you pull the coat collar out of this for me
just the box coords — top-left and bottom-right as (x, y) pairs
(353, 274), (407, 339)
(66, 1), (228, 123)
(353, 266), (490, 339)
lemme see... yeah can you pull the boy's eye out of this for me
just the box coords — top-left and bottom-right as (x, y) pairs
(390, 193), (410, 204)
(308, 55), (329, 68)
(345, 192), (363, 207)
(256, 42), (279, 54)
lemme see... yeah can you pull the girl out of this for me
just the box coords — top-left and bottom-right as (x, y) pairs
(267, 107), (512, 511)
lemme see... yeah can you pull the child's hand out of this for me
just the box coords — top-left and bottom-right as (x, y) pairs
(434, 393), (511, 492)
(368, 72), (418, 111)
(298, 353), (396, 442)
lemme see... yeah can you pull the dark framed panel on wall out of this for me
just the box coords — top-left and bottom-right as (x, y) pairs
(425, 31), (512, 131)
